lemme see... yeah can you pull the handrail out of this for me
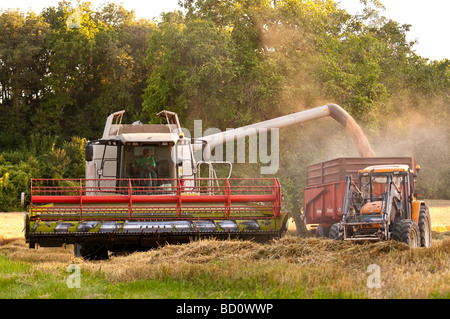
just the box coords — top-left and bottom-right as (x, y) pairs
(29, 178), (282, 220)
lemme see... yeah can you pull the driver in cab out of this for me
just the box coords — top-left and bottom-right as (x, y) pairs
(137, 149), (157, 186)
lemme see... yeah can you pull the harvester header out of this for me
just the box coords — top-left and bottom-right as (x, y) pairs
(26, 177), (284, 259)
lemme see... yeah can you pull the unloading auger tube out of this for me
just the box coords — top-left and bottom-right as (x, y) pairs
(24, 104), (351, 260)
(197, 103), (350, 154)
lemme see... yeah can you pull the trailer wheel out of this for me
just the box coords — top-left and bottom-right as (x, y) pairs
(329, 223), (344, 240)
(316, 225), (330, 238)
(392, 219), (420, 248)
(418, 206), (432, 248)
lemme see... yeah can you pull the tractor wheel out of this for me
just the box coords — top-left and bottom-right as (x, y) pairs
(418, 205), (432, 248)
(392, 219), (420, 248)
(329, 223), (344, 240)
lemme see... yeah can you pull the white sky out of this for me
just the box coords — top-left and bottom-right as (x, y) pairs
(338, 0), (450, 61)
(1, 0), (449, 61)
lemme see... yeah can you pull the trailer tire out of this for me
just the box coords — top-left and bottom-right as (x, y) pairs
(329, 223), (344, 240)
(316, 225), (330, 238)
(418, 206), (432, 248)
(392, 219), (420, 248)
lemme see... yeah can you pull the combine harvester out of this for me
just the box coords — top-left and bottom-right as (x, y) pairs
(25, 104), (364, 259)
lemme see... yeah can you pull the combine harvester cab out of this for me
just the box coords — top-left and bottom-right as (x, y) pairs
(25, 110), (287, 259)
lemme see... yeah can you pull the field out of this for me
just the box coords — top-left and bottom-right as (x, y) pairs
(0, 201), (449, 299)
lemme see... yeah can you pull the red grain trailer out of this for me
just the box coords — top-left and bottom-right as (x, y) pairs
(303, 157), (416, 237)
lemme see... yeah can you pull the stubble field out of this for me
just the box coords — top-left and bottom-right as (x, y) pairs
(0, 201), (449, 299)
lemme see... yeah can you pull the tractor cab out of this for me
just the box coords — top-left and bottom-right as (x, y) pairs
(357, 165), (415, 222)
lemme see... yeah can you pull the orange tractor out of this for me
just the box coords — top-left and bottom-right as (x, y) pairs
(329, 164), (431, 247)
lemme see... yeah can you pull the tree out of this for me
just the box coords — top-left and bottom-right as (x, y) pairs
(0, 9), (50, 146)
(143, 2), (283, 129)
(34, 1), (154, 139)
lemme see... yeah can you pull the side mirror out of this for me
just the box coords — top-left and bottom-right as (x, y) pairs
(85, 143), (94, 161)
(21, 192), (25, 207)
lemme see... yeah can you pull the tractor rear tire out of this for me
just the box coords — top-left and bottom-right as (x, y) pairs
(392, 219), (420, 248)
(418, 205), (432, 247)
(329, 223), (344, 240)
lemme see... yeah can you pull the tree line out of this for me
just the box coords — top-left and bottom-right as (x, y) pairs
(0, 0), (448, 211)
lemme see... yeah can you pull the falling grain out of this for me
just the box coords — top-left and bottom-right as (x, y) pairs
(345, 116), (376, 157)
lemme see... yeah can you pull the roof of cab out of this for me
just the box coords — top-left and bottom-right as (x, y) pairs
(118, 133), (179, 144)
(359, 164), (411, 174)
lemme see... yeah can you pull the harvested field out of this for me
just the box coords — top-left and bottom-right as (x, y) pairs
(0, 212), (24, 240)
(0, 233), (449, 298)
(0, 201), (449, 299)
(426, 199), (450, 232)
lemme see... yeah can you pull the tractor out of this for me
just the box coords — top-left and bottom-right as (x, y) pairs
(329, 164), (431, 247)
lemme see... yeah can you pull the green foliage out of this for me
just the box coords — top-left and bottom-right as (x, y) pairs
(0, 157), (38, 211)
(0, 10), (50, 138)
(143, 9), (282, 129)
(0, 135), (87, 210)
(0, 1), (154, 141)
(0, 0), (448, 211)
(0, 1), (154, 210)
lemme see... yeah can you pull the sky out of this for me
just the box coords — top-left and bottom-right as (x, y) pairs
(1, 0), (449, 61)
